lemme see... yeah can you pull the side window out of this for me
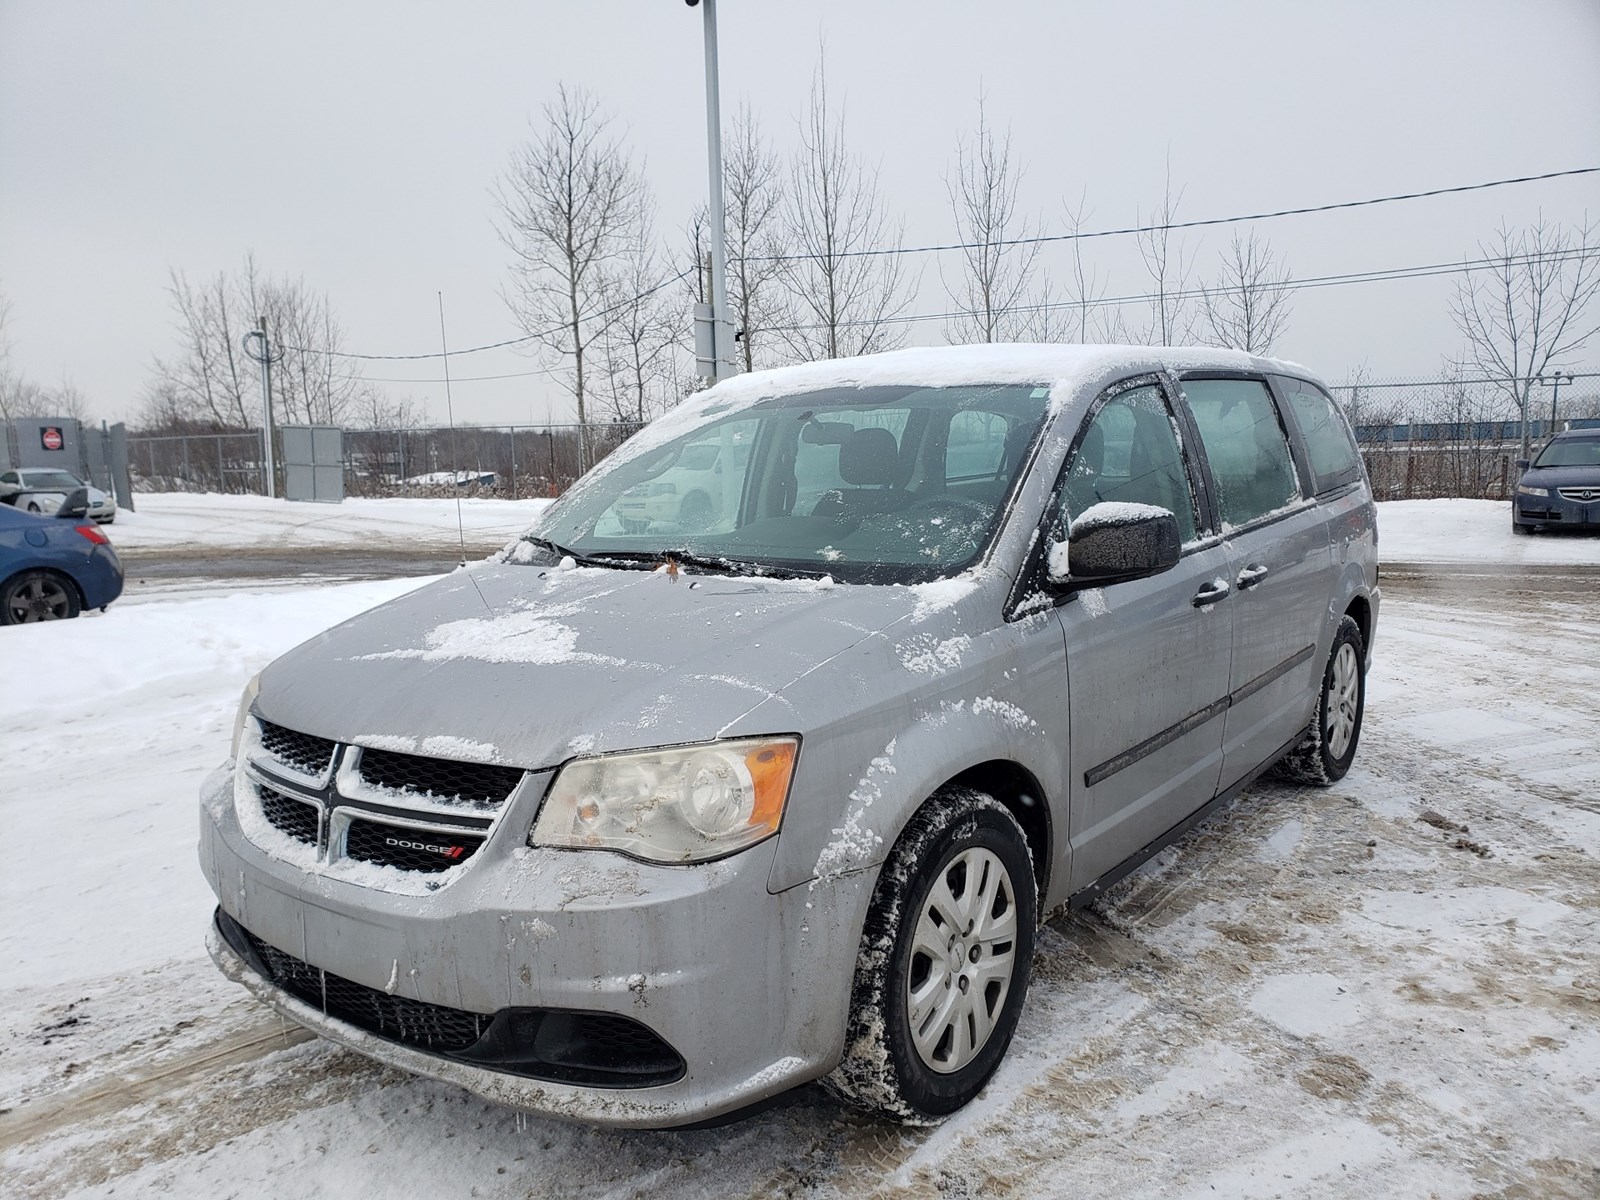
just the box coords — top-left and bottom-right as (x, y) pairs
(1182, 378), (1301, 528)
(1058, 383), (1198, 544)
(1278, 377), (1361, 494)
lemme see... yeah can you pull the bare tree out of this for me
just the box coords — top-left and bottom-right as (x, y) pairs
(1450, 215), (1600, 460)
(1198, 230), (1295, 354)
(149, 256), (360, 429)
(1135, 159), (1196, 345)
(723, 105), (789, 372)
(495, 85), (646, 464)
(775, 56), (913, 361)
(941, 97), (1062, 344)
(596, 206), (678, 423)
(1059, 190), (1123, 343)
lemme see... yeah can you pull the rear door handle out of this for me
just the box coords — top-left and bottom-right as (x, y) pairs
(1237, 563), (1270, 589)
(1193, 579), (1231, 607)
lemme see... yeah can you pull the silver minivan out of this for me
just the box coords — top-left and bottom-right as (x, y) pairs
(201, 345), (1378, 1127)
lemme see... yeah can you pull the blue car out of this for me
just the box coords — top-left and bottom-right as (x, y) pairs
(0, 491), (125, 624)
(1514, 429), (1600, 534)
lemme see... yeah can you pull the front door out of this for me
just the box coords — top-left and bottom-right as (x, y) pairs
(1053, 378), (1234, 891)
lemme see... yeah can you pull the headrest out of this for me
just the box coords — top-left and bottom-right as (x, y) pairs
(839, 426), (898, 486)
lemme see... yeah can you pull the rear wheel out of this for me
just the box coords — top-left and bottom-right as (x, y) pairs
(2, 570), (81, 624)
(1274, 614), (1365, 785)
(827, 788), (1036, 1123)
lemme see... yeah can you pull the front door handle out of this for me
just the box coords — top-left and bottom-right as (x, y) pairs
(1193, 579), (1231, 607)
(1237, 563), (1270, 590)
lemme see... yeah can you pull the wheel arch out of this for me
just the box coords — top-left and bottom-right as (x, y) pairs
(941, 760), (1053, 908)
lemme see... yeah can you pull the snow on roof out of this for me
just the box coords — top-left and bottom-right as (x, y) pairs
(699, 343), (1322, 403)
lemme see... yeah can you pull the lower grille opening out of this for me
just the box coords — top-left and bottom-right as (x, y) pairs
(259, 786), (320, 846)
(217, 910), (686, 1087)
(344, 818), (484, 873)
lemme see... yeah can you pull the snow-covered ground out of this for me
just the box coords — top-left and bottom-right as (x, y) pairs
(105, 492), (552, 553)
(100, 493), (1600, 570)
(1377, 498), (1600, 565)
(2, 506), (1597, 1198)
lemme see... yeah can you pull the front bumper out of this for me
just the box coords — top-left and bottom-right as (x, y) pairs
(198, 764), (871, 1128)
(1515, 492), (1600, 529)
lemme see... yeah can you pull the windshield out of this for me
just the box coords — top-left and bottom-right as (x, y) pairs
(527, 383), (1050, 583)
(1534, 437), (1600, 468)
(22, 470), (84, 489)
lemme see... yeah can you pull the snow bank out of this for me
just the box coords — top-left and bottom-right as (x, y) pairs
(0, 576), (433, 990)
(105, 493), (552, 552)
(1377, 498), (1600, 564)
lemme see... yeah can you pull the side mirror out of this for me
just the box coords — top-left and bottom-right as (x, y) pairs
(1515, 458), (1530, 471)
(55, 488), (92, 520)
(1047, 502), (1181, 588)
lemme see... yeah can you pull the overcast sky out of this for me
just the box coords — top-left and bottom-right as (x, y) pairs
(2, 0), (1597, 428)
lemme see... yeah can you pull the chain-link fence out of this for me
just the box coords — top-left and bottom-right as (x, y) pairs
(1328, 373), (1600, 500)
(128, 422), (647, 498)
(129, 373), (1599, 501)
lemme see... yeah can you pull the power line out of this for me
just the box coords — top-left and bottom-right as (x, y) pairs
(281, 268), (692, 362)
(754, 166), (1600, 262)
(335, 247), (1595, 383)
(763, 246), (1600, 334)
(287, 168), (1596, 364)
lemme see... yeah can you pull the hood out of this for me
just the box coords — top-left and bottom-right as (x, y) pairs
(1522, 463), (1600, 488)
(256, 561), (953, 769)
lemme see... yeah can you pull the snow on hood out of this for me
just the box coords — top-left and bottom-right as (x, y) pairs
(255, 561), (953, 769)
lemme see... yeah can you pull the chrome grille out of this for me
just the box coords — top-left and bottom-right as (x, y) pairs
(1557, 486), (1600, 503)
(258, 786), (320, 846)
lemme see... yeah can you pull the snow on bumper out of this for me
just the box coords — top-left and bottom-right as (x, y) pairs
(197, 764), (871, 1128)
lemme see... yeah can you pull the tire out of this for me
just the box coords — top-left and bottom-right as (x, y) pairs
(26, 501), (41, 513)
(1274, 614), (1365, 785)
(826, 787), (1037, 1123)
(2, 570), (82, 625)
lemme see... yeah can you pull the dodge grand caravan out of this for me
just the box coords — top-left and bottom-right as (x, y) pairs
(201, 345), (1379, 1127)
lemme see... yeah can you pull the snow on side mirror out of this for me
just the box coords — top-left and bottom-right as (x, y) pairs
(1047, 502), (1182, 589)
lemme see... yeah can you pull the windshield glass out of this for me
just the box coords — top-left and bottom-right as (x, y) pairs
(527, 383), (1050, 583)
(22, 470), (83, 489)
(1534, 437), (1600, 468)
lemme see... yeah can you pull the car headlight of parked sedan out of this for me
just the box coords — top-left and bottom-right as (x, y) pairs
(531, 737), (798, 863)
(1517, 484), (1550, 497)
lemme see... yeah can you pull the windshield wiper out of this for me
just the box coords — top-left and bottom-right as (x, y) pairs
(596, 548), (828, 580)
(513, 536), (623, 569)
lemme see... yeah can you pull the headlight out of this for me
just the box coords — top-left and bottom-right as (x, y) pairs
(531, 737), (799, 864)
(1518, 484), (1550, 497)
(231, 671), (263, 760)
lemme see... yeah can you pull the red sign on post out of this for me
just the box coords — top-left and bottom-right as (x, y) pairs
(40, 426), (64, 451)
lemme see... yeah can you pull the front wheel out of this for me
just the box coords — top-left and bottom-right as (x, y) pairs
(1274, 614), (1365, 785)
(827, 788), (1036, 1123)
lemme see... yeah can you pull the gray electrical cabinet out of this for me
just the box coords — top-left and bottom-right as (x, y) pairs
(281, 425), (344, 503)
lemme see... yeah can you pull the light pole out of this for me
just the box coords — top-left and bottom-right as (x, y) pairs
(242, 318), (277, 499)
(1538, 371), (1574, 435)
(687, 0), (738, 383)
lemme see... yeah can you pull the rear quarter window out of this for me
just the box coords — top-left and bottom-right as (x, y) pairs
(1277, 377), (1363, 494)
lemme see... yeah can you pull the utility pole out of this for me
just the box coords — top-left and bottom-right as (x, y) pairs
(242, 317), (277, 498)
(689, 0), (738, 384)
(1539, 371), (1574, 435)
